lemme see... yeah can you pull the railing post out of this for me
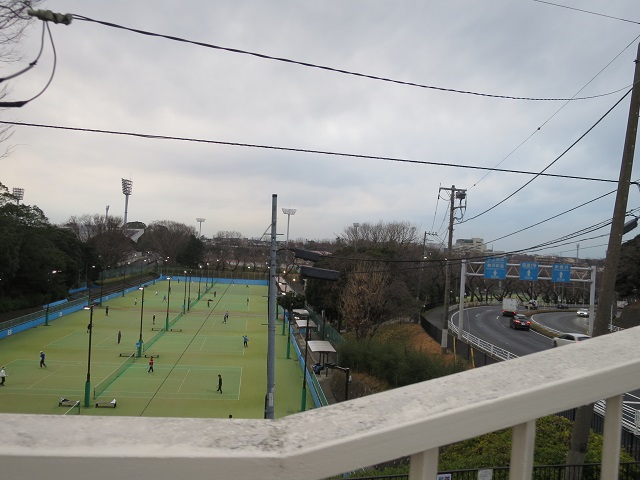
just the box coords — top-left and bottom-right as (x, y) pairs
(510, 420), (535, 480)
(602, 394), (623, 480)
(409, 448), (438, 480)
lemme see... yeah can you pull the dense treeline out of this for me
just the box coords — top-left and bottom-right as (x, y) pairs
(0, 183), (95, 311)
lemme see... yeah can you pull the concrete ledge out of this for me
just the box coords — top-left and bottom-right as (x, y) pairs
(3, 327), (640, 480)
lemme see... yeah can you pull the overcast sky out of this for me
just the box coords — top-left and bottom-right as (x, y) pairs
(2, 1), (640, 258)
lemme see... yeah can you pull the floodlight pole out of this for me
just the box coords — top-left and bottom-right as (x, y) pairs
(282, 208), (296, 246)
(165, 277), (172, 331)
(196, 218), (206, 238)
(121, 178), (132, 233)
(84, 304), (94, 407)
(137, 286), (145, 358)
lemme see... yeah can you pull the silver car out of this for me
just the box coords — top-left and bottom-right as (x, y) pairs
(552, 333), (590, 347)
(576, 309), (589, 317)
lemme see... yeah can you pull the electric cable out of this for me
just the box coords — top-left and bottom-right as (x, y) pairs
(70, 13), (633, 103)
(0, 120), (622, 184)
(533, 0), (640, 25)
(459, 88), (632, 223)
(470, 33), (640, 191)
(0, 20), (46, 83)
(0, 21), (57, 107)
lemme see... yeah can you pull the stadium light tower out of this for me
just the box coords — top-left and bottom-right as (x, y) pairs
(12, 187), (24, 205)
(196, 217), (206, 238)
(282, 208), (297, 246)
(121, 178), (133, 232)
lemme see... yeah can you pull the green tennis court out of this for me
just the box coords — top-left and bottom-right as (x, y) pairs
(0, 280), (314, 418)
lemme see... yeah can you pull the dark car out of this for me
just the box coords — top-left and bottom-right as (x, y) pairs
(510, 314), (531, 331)
(556, 304), (568, 309)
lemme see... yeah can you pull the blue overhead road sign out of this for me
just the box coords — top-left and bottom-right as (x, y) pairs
(520, 262), (539, 281)
(552, 263), (571, 283)
(484, 257), (507, 280)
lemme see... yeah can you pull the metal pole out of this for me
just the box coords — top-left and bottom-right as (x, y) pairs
(187, 271), (192, 311)
(301, 319), (310, 412)
(99, 267), (104, 307)
(183, 271), (187, 313)
(458, 259), (467, 340)
(265, 194), (278, 419)
(137, 287), (145, 357)
(165, 277), (172, 331)
(84, 305), (94, 407)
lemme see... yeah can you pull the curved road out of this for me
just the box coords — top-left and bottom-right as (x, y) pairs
(452, 306), (588, 357)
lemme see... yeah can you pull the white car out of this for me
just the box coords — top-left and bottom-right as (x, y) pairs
(552, 333), (591, 347)
(577, 309), (589, 317)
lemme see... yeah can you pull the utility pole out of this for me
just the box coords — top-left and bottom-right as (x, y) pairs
(567, 42), (640, 476)
(439, 185), (466, 354)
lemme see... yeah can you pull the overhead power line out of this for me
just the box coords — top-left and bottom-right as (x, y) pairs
(0, 120), (621, 184)
(533, 0), (640, 25)
(459, 88), (632, 223)
(68, 13), (633, 103)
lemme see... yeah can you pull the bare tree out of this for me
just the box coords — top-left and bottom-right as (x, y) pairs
(344, 221), (418, 252)
(63, 214), (133, 268)
(142, 220), (195, 264)
(338, 261), (393, 341)
(0, 1), (44, 156)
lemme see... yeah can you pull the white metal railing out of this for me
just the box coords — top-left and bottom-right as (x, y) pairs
(450, 316), (640, 436)
(3, 326), (640, 480)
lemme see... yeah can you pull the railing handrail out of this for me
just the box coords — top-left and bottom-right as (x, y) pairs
(4, 325), (640, 480)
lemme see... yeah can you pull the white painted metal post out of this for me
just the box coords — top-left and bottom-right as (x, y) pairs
(510, 420), (535, 480)
(602, 394), (623, 480)
(409, 448), (438, 480)
(458, 259), (466, 340)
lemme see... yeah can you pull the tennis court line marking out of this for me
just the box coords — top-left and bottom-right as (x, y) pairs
(44, 330), (77, 348)
(28, 369), (57, 389)
(177, 368), (190, 394)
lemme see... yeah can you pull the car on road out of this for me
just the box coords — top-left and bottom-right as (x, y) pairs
(577, 309), (589, 317)
(556, 304), (569, 309)
(510, 314), (531, 331)
(552, 333), (590, 347)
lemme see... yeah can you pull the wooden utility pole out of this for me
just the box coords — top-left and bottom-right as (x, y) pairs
(567, 42), (640, 477)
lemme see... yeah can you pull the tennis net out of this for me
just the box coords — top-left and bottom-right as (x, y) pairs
(93, 353), (135, 399)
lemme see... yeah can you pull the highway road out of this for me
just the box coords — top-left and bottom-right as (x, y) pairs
(452, 306), (589, 357)
(452, 305), (640, 430)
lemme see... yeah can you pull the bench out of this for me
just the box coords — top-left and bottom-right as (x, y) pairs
(144, 354), (159, 358)
(58, 397), (79, 407)
(96, 399), (117, 408)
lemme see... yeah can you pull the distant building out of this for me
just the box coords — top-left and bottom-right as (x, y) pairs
(453, 237), (490, 254)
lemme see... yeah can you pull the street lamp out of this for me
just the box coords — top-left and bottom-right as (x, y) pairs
(165, 277), (172, 331)
(282, 208), (297, 246)
(122, 261), (130, 297)
(183, 270), (188, 313)
(98, 262), (105, 307)
(83, 304), (94, 407)
(353, 222), (360, 251)
(45, 270), (60, 326)
(187, 270), (192, 311)
(137, 286), (145, 358)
